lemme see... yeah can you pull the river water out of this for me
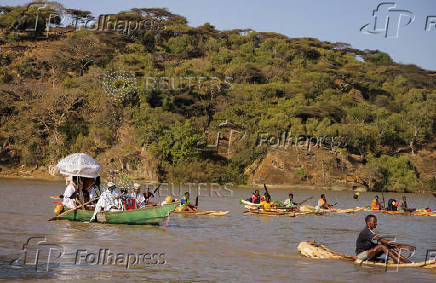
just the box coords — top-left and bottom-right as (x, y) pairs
(0, 178), (435, 282)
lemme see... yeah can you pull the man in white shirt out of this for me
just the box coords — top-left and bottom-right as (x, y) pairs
(130, 183), (146, 209)
(90, 182), (122, 222)
(62, 176), (78, 209)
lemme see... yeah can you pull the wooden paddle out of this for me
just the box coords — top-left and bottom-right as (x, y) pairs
(263, 183), (269, 195)
(48, 197), (99, 221)
(297, 196), (313, 206)
(389, 243), (416, 252)
(153, 183), (162, 194)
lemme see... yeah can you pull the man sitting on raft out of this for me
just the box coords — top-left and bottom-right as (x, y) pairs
(179, 192), (197, 211)
(315, 194), (333, 210)
(355, 215), (410, 264)
(371, 195), (384, 210)
(400, 196), (416, 212)
(283, 193), (300, 212)
(251, 190), (261, 204)
(260, 193), (275, 211)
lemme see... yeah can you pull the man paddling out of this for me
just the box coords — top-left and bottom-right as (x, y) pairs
(180, 192), (197, 211)
(315, 194), (333, 210)
(251, 190), (261, 204)
(355, 215), (410, 264)
(400, 196), (416, 212)
(130, 183), (146, 209)
(260, 193), (275, 211)
(371, 195), (383, 211)
(144, 187), (155, 204)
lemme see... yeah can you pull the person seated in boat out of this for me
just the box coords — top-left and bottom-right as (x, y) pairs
(62, 175), (80, 209)
(355, 214), (410, 264)
(161, 196), (173, 206)
(180, 192), (197, 211)
(387, 199), (399, 211)
(89, 176), (103, 204)
(143, 187), (155, 205)
(81, 177), (95, 203)
(400, 196), (416, 212)
(250, 190), (261, 204)
(90, 182), (122, 222)
(283, 193), (298, 209)
(260, 193), (275, 211)
(315, 194), (332, 210)
(130, 183), (146, 209)
(371, 195), (383, 210)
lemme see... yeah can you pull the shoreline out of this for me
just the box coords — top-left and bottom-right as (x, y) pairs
(0, 171), (432, 194)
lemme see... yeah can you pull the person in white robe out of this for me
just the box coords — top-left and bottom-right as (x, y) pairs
(90, 182), (122, 222)
(62, 175), (78, 209)
(130, 183), (146, 209)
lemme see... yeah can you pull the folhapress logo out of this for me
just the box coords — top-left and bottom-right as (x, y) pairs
(9, 237), (64, 272)
(360, 2), (414, 38)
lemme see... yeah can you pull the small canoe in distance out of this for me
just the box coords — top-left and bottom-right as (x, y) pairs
(243, 209), (296, 217)
(173, 210), (229, 216)
(240, 199), (261, 209)
(297, 241), (436, 268)
(381, 210), (436, 217)
(58, 202), (179, 225)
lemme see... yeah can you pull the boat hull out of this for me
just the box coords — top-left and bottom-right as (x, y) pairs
(297, 241), (436, 268)
(59, 202), (179, 225)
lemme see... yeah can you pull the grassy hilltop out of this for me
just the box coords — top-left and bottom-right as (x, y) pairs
(0, 3), (435, 192)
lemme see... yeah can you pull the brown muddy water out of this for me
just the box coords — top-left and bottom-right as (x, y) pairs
(0, 178), (435, 282)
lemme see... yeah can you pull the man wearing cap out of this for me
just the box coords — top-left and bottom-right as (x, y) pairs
(130, 183), (146, 209)
(90, 182), (122, 222)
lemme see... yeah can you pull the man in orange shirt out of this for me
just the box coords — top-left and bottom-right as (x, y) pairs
(315, 194), (332, 210)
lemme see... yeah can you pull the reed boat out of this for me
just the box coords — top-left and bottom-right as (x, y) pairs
(297, 241), (436, 268)
(173, 209), (229, 216)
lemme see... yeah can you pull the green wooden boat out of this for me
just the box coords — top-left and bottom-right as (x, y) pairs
(59, 202), (179, 225)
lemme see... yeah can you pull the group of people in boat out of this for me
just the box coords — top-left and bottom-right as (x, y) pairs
(58, 175), (201, 219)
(248, 190), (335, 212)
(59, 175), (180, 220)
(370, 195), (431, 212)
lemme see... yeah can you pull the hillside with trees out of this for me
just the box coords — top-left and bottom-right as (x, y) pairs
(0, 2), (435, 192)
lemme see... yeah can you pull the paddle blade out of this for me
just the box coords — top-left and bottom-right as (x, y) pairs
(263, 184), (269, 194)
(195, 196), (199, 207)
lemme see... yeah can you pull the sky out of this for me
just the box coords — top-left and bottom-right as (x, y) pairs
(3, 0), (436, 70)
